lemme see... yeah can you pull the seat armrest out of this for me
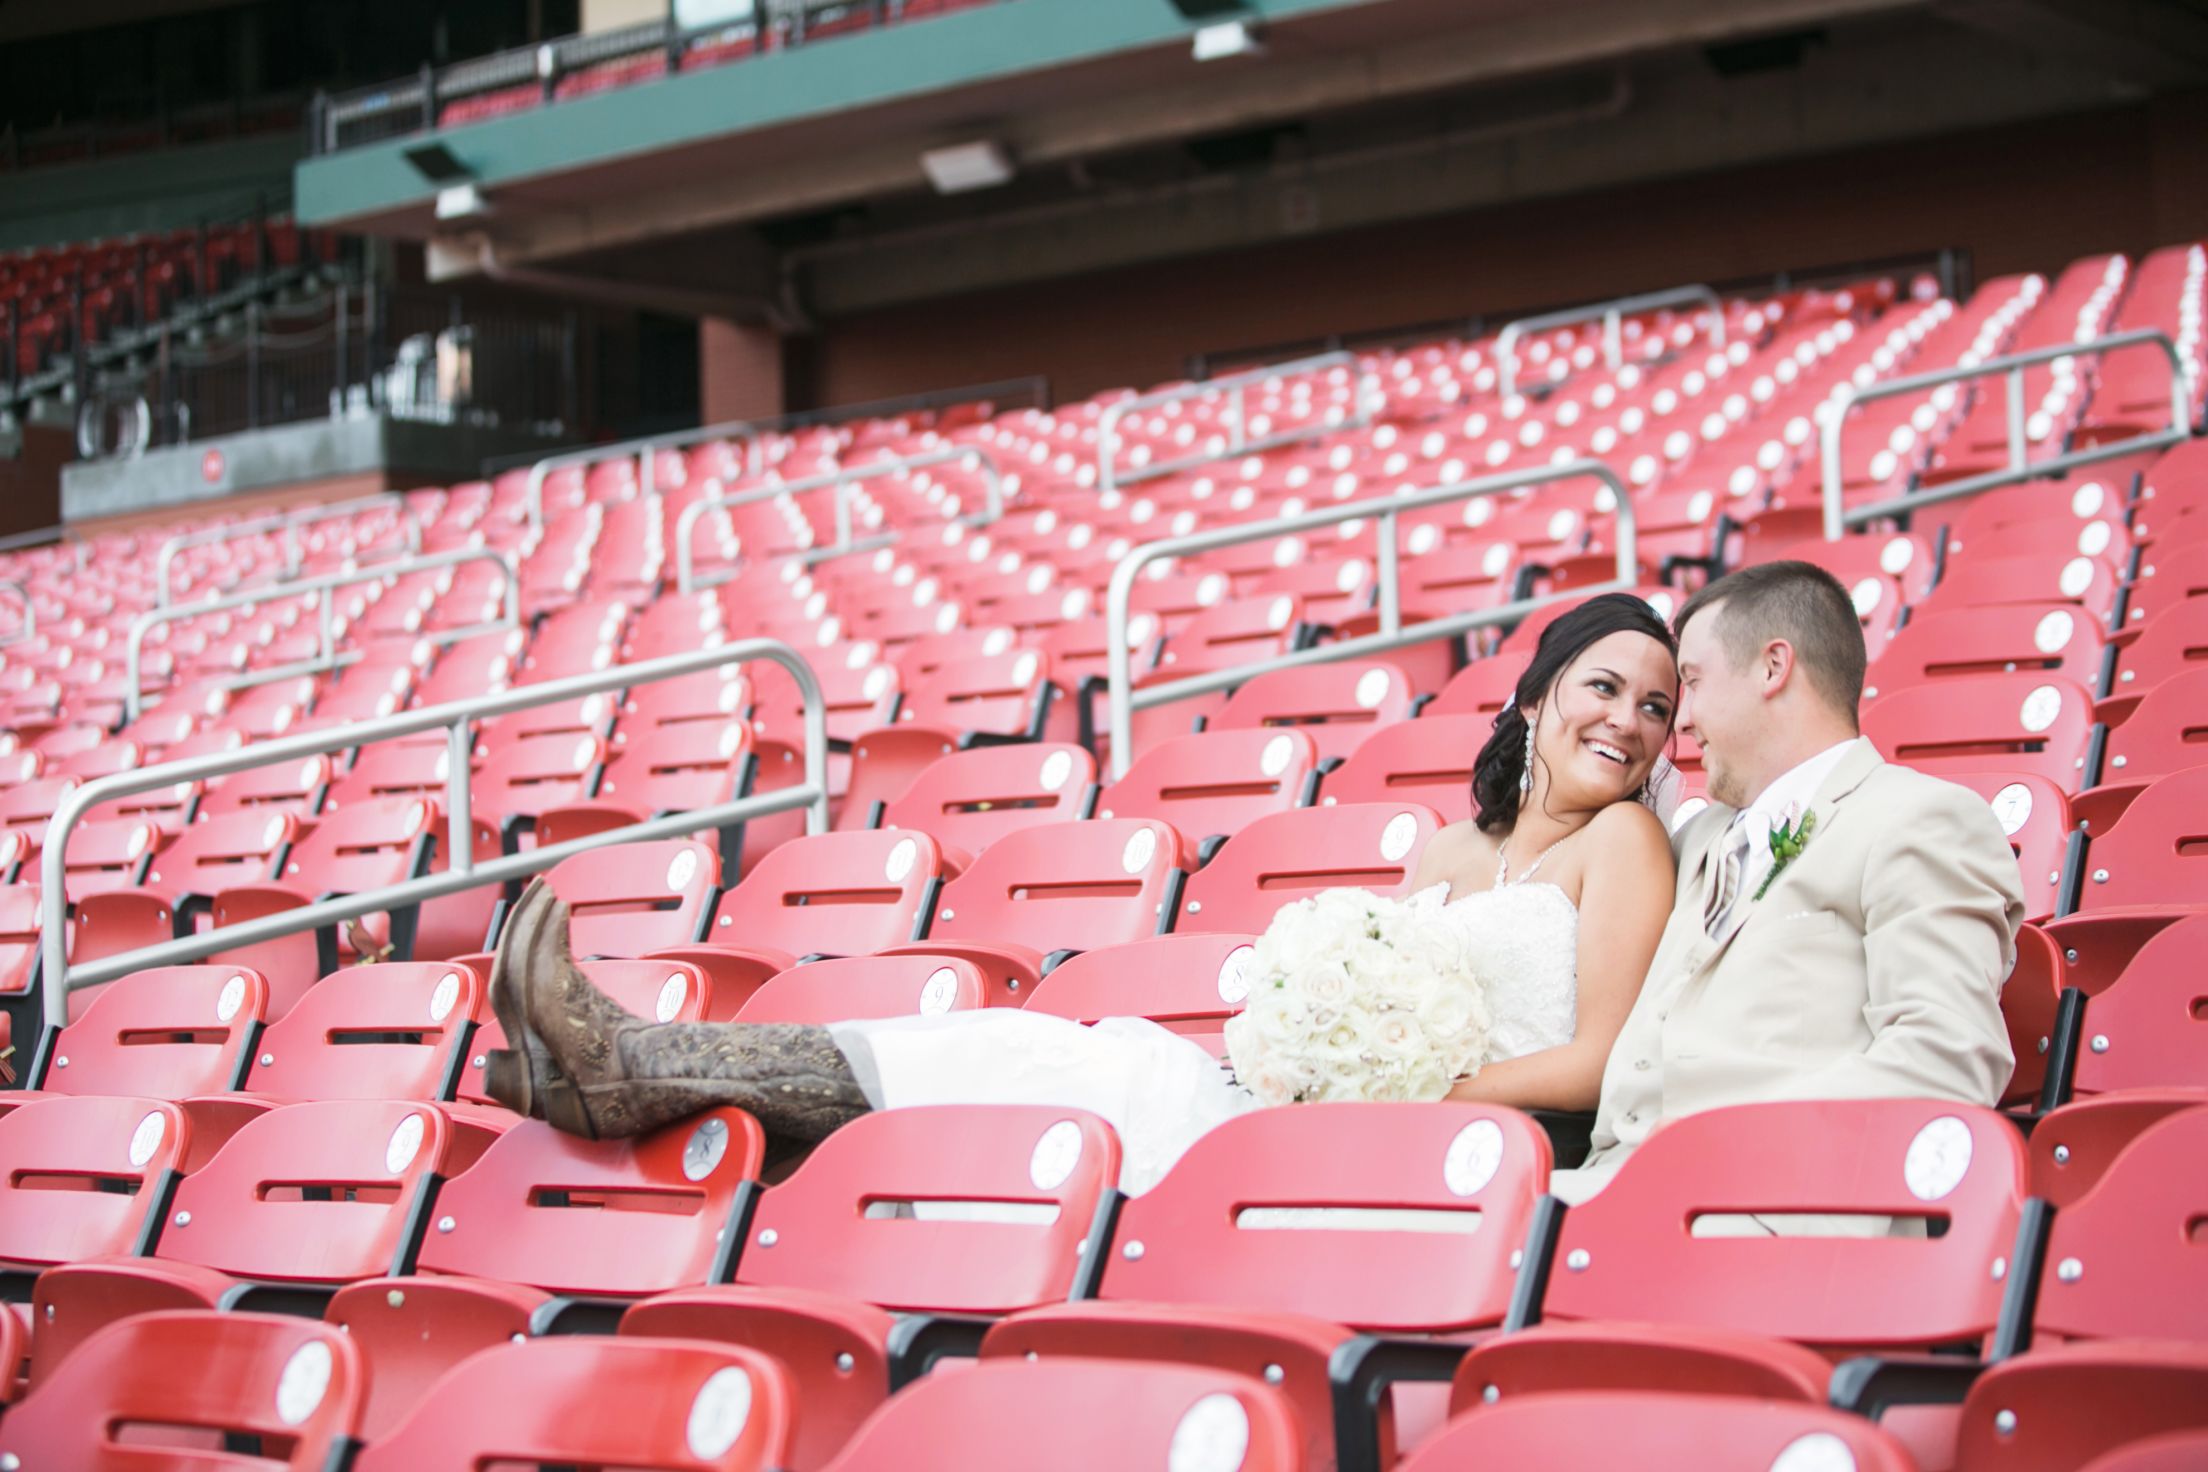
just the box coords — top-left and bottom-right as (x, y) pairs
(1828, 1352), (1988, 1417)
(884, 1313), (995, 1389)
(1331, 1333), (1478, 1472)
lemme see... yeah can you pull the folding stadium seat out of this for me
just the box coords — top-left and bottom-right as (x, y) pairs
(474, 729), (606, 846)
(1860, 674), (2102, 791)
(1207, 660), (1418, 764)
(2097, 598), (2208, 722)
(197, 795), (438, 1007)
(1947, 1344), (2208, 1472)
(478, 690), (620, 750)
(538, 838), (722, 958)
(2117, 527), (2208, 631)
(985, 1102), (1549, 1470)
(815, 1357), (1301, 1472)
(326, 1108), (765, 1437)
(1862, 603), (2112, 703)
(650, 829), (948, 1017)
(412, 628), (524, 706)
(865, 741), (1096, 867)
(238, 962), (485, 1104)
(2040, 911), (2208, 1105)
(1395, 1390), (1916, 1472)
(455, 956), (715, 1111)
(732, 953), (991, 1024)
(195, 750), (333, 820)
(1178, 803), (1442, 934)
(1459, 1100), (2024, 1472)
(0, 1310), (368, 1470)
(216, 673), (320, 741)
(2024, 1091), (2208, 1209)
(348, 1335), (795, 1470)
(619, 1105), (1123, 1471)
(27, 1099), (465, 1378)
(2039, 765), (2208, 996)
(1423, 650), (1534, 720)
(40, 813), (161, 902)
(17, 965), (267, 1096)
(1915, 549), (2126, 626)
(617, 664), (753, 734)
(892, 625), (1020, 682)
(1092, 728), (1317, 864)
(0, 774), (82, 851)
(1316, 713), (1486, 823)
(0, 1096), (191, 1321)
(523, 718), (741, 850)
(1024, 932), (1258, 1057)
(874, 818), (1184, 1003)
(1930, 772), (2082, 924)
(2070, 665), (2208, 831)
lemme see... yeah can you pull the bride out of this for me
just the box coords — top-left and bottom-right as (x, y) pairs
(483, 593), (1682, 1194)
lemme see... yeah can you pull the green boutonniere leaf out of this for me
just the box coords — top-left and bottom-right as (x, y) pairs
(1753, 808), (1818, 901)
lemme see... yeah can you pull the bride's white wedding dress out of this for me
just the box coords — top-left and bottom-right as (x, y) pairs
(827, 879), (1579, 1196)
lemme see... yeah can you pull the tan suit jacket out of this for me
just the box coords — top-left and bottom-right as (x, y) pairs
(1552, 737), (2024, 1205)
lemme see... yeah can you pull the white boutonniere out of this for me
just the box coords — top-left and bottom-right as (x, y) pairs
(1753, 803), (1818, 902)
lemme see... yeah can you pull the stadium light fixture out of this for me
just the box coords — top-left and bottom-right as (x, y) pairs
(921, 140), (1016, 195)
(435, 183), (493, 223)
(1192, 19), (1265, 62)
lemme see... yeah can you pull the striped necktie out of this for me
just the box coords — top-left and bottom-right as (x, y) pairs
(1703, 819), (1753, 937)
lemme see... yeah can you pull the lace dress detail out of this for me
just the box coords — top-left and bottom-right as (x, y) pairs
(834, 882), (1580, 1196)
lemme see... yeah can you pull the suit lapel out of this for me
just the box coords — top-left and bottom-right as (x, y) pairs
(1693, 739), (1884, 972)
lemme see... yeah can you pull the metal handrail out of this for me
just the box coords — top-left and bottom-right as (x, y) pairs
(0, 523), (73, 554)
(1097, 350), (1378, 495)
(1103, 458), (1639, 779)
(1495, 285), (1725, 399)
(1818, 328), (2194, 540)
(155, 493), (421, 607)
(674, 446), (1006, 595)
(522, 429), (712, 533)
(126, 546), (519, 722)
(41, 637), (830, 1024)
(0, 578), (33, 648)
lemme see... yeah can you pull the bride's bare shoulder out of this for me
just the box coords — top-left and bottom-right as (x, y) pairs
(1410, 818), (1497, 887)
(1582, 800), (1675, 868)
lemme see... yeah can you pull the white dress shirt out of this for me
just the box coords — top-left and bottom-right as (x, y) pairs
(1706, 739), (1857, 935)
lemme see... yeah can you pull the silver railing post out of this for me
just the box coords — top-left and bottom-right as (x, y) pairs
(1818, 328), (2193, 541)
(0, 578), (35, 648)
(126, 547), (520, 722)
(1096, 351), (1377, 494)
(1496, 284), (1725, 399)
(40, 638), (831, 1025)
(675, 447), (1006, 595)
(1102, 458), (1638, 779)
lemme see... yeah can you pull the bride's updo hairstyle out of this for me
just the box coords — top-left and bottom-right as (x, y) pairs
(1471, 592), (1678, 833)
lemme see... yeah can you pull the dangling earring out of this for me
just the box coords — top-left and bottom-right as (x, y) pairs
(1518, 713), (1536, 797)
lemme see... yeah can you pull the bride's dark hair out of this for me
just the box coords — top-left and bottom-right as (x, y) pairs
(1471, 592), (1679, 834)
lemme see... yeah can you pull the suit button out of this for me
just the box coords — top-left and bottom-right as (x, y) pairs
(1625, 1112), (1640, 1124)
(1634, 1059), (1651, 1071)
(1657, 1010), (1668, 1021)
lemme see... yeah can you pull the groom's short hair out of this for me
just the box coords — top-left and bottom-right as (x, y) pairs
(1674, 560), (1867, 717)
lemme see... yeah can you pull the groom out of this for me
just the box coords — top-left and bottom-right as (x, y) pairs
(1550, 560), (2025, 1205)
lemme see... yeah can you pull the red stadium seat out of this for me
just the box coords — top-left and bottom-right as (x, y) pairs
(1094, 728), (1316, 863)
(871, 740), (1095, 866)
(1318, 713), (1485, 822)
(72, 808), (299, 974)
(1953, 1343), (2208, 1472)
(0, 1310), (368, 1470)
(816, 1358), (1302, 1472)
(1209, 660), (1419, 764)
(652, 829), (947, 1018)
(1860, 674), (2101, 791)
(474, 730), (606, 845)
(2026, 1093), (2207, 1208)
(621, 1106), (1123, 1470)
(732, 953), (990, 1024)
(2048, 911), (2208, 1102)
(2041, 765), (2208, 996)
(1938, 771), (2081, 924)
(1178, 803), (1442, 933)
(533, 720), (755, 853)
(1423, 651), (1534, 720)
(1396, 1389), (1916, 1472)
(540, 837), (721, 958)
(0, 1095), (191, 1282)
(240, 962), (484, 1103)
(349, 1335), (796, 1472)
(28, 1099), (461, 1379)
(2097, 598), (2208, 722)
(1915, 549), (2125, 623)
(329, 1107), (765, 1437)
(1862, 603), (2111, 702)
(1025, 931), (1257, 1056)
(2073, 666), (2208, 830)
(21, 964), (266, 1098)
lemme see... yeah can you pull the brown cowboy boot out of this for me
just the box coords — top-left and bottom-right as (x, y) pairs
(498, 879), (870, 1142)
(480, 876), (565, 1120)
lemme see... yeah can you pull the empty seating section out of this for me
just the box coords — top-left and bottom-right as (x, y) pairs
(1, 239), (2205, 1464)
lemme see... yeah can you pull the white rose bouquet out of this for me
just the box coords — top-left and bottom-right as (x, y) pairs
(1223, 885), (1492, 1106)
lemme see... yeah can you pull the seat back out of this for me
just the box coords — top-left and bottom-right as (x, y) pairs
(1319, 714), (1486, 822)
(197, 751), (333, 819)
(1940, 771), (2077, 923)
(736, 1105), (1119, 1315)
(1095, 729), (1315, 856)
(2106, 598), (2208, 702)
(927, 818), (1182, 956)
(1395, 1389), (1915, 1472)
(1424, 651), (1534, 719)
(1956, 1343), (2208, 1472)
(1861, 674), (2099, 789)
(1863, 603), (2110, 701)
(1211, 661), (1417, 763)
(893, 648), (1052, 738)
(40, 964), (268, 1098)
(593, 719), (750, 815)
(353, 1335), (795, 1472)
(2069, 766), (2208, 912)
(155, 1100), (454, 1283)
(2070, 913), (2208, 1096)
(0, 1096), (190, 1270)
(1097, 1103), (1548, 1332)
(141, 808), (297, 899)
(1179, 803), (1441, 934)
(0, 1310), (367, 1470)
(1154, 594), (1304, 677)
(1025, 933), (1256, 1056)
(419, 1110), (763, 1296)
(549, 839), (721, 957)
(816, 1358), (1300, 1472)
(1919, 549), (2123, 618)
(2034, 1106), (2208, 1345)
(733, 954), (990, 1024)
(1540, 1100), (2025, 1351)
(273, 794), (435, 895)
(706, 829), (944, 957)
(878, 741), (1094, 856)
(245, 963), (483, 1102)
(474, 730), (604, 821)
(2098, 667), (2208, 786)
